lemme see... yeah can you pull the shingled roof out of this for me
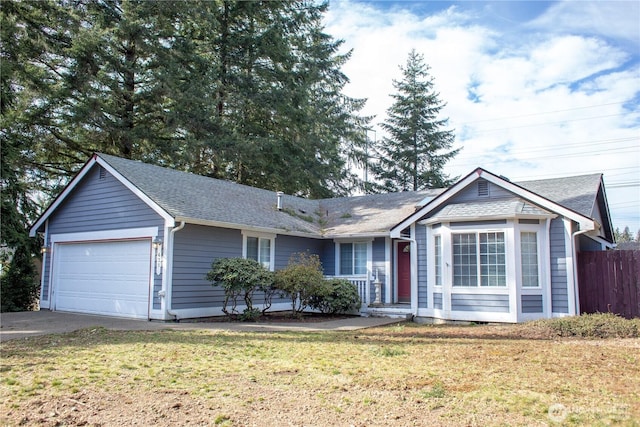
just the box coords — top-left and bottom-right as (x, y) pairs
(514, 174), (603, 219)
(32, 153), (607, 239)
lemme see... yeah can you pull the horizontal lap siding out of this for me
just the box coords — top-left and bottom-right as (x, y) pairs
(550, 218), (569, 313)
(433, 292), (443, 309)
(172, 225), (242, 309)
(321, 241), (336, 276)
(274, 235), (324, 270)
(46, 166), (165, 308)
(417, 224), (428, 308)
(521, 294), (544, 313)
(451, 294), (510, 313)
(448, 180), (515, 203)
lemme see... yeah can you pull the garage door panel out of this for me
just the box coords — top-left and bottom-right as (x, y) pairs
(54, 240), (152, 319)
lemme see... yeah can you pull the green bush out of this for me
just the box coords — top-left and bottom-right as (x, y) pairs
(528, 313), (640, 338)
(309, 278), (361, 314)
(275, 252), (325, 316)
(206, 258), (274, 319)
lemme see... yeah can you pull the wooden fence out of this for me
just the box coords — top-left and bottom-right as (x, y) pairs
(577, 250), (640, 319)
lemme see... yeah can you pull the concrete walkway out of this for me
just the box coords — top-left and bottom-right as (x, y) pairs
(0, 310), (405, 342)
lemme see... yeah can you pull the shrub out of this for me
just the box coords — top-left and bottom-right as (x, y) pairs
(206, 258), (274, 319)
(528, 313), (640, 338)
(275, 252), (325, 316)
(309, 278), (361, 314)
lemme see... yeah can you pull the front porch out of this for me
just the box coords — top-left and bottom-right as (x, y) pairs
(327, 274), (414, 319)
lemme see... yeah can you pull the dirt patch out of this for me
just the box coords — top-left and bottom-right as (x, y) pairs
(180, 311), (356, 324)
(2, 323), (638, 426)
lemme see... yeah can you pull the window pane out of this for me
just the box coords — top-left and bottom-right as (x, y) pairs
(521, 232), (539, 287)
(434, 235), (442, 286)
(259, 238), (271, 268)
(246, 237), (258, 261)
(353, 243), (367, 275)
(479, 232), (506, 287)
(340, 243), (353, 275)
(453, 234), (477, 286)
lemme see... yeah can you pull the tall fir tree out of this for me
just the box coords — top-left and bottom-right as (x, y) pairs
(372, 49), (458, 192)
(5, 0), (369, 200)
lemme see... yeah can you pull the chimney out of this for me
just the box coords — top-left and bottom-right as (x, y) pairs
(276, 191), (284, 211)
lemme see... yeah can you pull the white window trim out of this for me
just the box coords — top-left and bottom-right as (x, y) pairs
(517, 229), (543, 290)
(241, 231), (276, 271)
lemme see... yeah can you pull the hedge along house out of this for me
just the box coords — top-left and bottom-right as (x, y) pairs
(29, 153), (613, 322)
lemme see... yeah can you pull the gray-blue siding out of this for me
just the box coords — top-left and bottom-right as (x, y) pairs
(451, 294), (510, 313)
(44, 166), (165, 308)
(275, 235), (325, 270)
(433, 292), (443, 309)
(171, 225), (241, 309)
(521, 294), (543, 313)
(320, 241), (336, 276)
(448, 179), (515, 203)
(416, 224), (428, 308)
(171, 225), (328, 310)
(549, 218), (569, 313)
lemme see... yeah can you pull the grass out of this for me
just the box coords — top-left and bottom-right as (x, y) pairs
(1, 316), (639, 426)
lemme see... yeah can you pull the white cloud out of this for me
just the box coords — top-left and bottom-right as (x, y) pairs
(527, 1), (640, 45)
(324, 0), (640, 230)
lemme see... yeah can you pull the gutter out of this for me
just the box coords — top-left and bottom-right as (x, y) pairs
(166, 221), (186, 320)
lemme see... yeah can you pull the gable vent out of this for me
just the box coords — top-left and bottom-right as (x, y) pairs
(478, 180), (489, 197)
(99, 167), (106, 180)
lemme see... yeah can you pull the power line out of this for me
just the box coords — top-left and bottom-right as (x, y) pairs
(467, 113), (626, 134)
(456, 101), (628, 125)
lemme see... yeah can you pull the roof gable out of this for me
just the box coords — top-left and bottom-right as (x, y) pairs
(29, 154), (174, 237)
(390, 168), (600, 237)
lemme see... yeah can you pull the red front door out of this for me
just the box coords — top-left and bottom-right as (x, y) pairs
(397, 242), (411, 303)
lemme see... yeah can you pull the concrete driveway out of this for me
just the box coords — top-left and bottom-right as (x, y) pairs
(1, 310), (404, 341)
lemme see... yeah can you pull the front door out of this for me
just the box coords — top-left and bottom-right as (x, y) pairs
(397, 242), (411, 303)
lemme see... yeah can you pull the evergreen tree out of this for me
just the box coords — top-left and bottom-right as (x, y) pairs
(372, 49), (458, 192)
(1, 1), (45, 311)
(4, 0), (369, 200)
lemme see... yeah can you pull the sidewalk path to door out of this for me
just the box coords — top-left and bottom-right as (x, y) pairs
(1, 310), (405, 341)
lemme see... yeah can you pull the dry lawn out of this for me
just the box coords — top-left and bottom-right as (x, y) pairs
(1, 321), (639, 426)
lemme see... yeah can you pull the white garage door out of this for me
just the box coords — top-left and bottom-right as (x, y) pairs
(53, 239), (152, 319)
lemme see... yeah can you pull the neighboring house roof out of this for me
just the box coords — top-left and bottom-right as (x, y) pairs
(30, 155), (612, 241)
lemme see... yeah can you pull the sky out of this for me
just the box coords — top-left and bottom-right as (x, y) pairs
(322, 0), (640, 235)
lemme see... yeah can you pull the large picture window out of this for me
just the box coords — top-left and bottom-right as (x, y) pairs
(452, 232), (506, 287)
(340, 242), (367, 275)
(520, 232), (539, 287)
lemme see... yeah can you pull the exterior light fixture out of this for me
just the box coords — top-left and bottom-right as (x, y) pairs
(153, 238), (163, 275)
(41, 245), (51, 254)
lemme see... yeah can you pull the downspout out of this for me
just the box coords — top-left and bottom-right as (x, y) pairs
(166, 221), (186, 320)
(570, 226), (594, 316)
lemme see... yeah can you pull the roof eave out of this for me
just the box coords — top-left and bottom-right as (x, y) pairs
(418, 212), (557, 225)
